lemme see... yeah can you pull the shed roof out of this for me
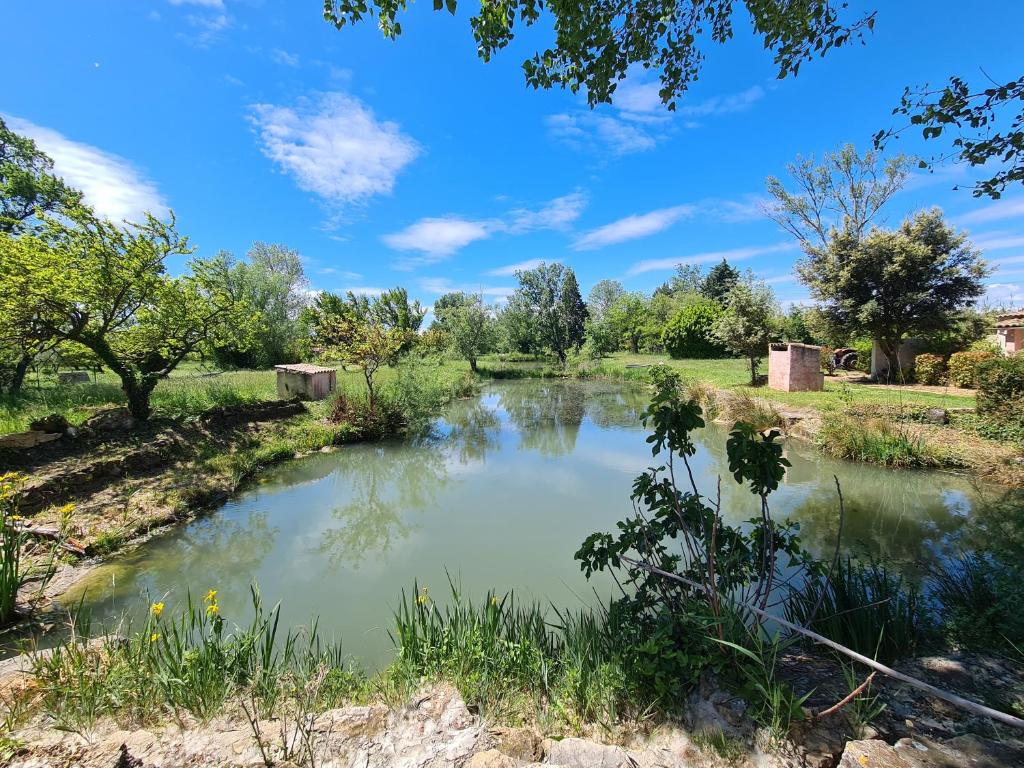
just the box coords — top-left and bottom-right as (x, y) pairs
(274, 364), (336, 374)
(996, 311), (1024, 329)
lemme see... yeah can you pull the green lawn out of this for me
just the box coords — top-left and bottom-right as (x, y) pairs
(594, 353), (976, 411)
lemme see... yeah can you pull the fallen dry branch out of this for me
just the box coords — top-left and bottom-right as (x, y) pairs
(813, 671), (876, 721)
(8, 522), (86, 557)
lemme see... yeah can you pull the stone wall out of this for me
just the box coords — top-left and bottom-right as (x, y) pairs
(768, 343), (824, 392)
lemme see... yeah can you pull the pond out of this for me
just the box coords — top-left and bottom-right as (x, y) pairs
(61, 379), (1003, 668)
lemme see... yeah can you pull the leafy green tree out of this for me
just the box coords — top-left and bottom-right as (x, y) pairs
(586, 279), (625, 323)
(435, 293), (493, 372)
(877, 75), (1024, 199)
(208, 243), (309, 368)
(607, 293), (651, 354)
(779, 305), (818, 345)
(766, 144), (911, 250)
(798, 209), (989, 380)
(655, 263), (704, 298)
(496, 294), (540, 355)
(0, 211), (252, 419)
(321, 312), (411, 414)
(372, 286), (426, 335)
(513, 263), (587, 364)
(430, 291), (469, 333)
(700, 259), (740, 302)
(324, 1), (874, 109)
(0, 116), (82, 234)
(662, 296), (726, 359)
(711, 277), (779, 384)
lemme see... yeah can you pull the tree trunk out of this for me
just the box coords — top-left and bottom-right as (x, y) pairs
(556, 347), (567, 365)
(749, 357), (759, 386)
(629, 336), (639, 354)
(877, 337), (903, 383)
(364, 370), (376, 415)
(9, 354), (31, 396)
(123, 380), (153, 420)
(469, 357), (478, 373)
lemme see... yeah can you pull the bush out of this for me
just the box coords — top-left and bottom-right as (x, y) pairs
(976, 355), (1024, 415)
(947, 350), (997, 388)
(817, 416), (958, 468)
(661, 297), (726, 359)
(913, 353), (946, 385)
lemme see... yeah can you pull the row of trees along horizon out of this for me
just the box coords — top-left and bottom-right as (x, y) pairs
(0, 115), (998, 420)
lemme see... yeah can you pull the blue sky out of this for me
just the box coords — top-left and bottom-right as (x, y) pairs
(4, 1), (1024, 311)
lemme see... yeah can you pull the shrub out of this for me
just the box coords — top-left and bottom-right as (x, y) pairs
(661, 297), (726, 359)
(947, 350), (997, 388)
(976, 355), (1024, 416)
(817, 416), (958, 468)
(851, 340), (873, 373)
(913, 353), (946, 385)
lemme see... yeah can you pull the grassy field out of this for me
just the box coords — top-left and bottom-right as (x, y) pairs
(0, 359), (476, 435)
(591, 353), (976, 411)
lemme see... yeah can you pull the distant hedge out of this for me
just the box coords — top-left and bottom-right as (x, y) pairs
(661, 297), (727, 359)
(914, 353), (946, 385)
(947, 350), (997, 388)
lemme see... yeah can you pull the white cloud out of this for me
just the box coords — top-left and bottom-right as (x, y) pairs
(4, 115), (167, 222)
(383, 217), (492, 268)
(271, 48), (300, 67)
(249, 92), (420, 213)
(546, 112), (659, 155)
(507, 191), (587, 232)
(762, 273), (799, 285)
(168, 0), (224, 6)
(574, 205), (695, 250)
(416, 277), (514, 299)
(982, 282), (1023, 308)
(678, 86), (765, 117)
(342, 286), (386, 297)
(169, 0), (230, 46)
(973, 233), (1024, 252)
(955, 197), (1024, 225)
(626, 242), (798, 276)
(486, 259), (545, 277)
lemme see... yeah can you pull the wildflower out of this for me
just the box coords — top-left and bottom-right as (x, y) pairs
(206, 602), (220, 617)
(416, 587), (429, 606)
(204, 589), (218, 603)
(57, 502), (76, 516)
(490, 596), (498, 607)
(151, 602), (165, 618)
(150, 633), (160, 643)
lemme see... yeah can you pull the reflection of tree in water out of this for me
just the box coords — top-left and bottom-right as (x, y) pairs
(498, 381), (586, 456)
(783, 465), (970, 572)
(442, 401), (501, 465)
(318, 443), (449, 566)
(581, 384), (648, 429)
(952, 486), (1024, 563)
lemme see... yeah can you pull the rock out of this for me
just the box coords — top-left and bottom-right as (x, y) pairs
(838, 739), (913, 768)
(29, 413), (71, 434)
(465, 749), (518, 768)
(542, 737), (634, 768)
(0, 430), (62, 449)
(58, 371), (91, 385)
(923, 408), (948, 425)
(491, 725), (543, 761)
(320, 445), (340, 453)
(84, 408), (138, 432)
(839, 735), (1024, 768)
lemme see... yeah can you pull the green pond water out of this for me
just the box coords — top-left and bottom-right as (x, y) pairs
(60, 379), (1003, 667)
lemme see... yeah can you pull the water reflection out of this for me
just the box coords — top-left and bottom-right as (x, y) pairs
(51, 379), (1001, 666)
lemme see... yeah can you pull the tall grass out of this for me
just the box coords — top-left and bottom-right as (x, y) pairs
(0, 473), (55, 626)
(929, 553), (1024, 652)
(816, 415), (957, 468)
(784, 558), (929, 664)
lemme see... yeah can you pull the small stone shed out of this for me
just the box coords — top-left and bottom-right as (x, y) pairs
(274, 364), (337, 401)
(995, 311), (1024, 355)
(768, 342), (824, 392)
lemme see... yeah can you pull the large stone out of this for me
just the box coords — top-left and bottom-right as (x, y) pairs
(29, 413), (71, 434)
(465, 749), (518, 768)
(542, 737), (635, 768)
(490, 725), (543, 761)
(922, 408), (948, 425)
(84, 407), (138, 432)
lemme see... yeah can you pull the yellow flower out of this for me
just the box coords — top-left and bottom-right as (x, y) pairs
(204, 589), (218, 603)
(416, 587), (429, 606)
(150, 633), (160, 643)
(151, 602), (164, 618)
(206, 602), (220, 617)
(490, 596), (498, 607)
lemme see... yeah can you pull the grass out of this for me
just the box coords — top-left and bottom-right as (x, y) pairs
(816, 415), (961, 468)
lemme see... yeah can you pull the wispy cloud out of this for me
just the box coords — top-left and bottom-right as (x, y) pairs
(485, 259), (545, 277)
(4, 115), (167, 222)
(342, 286), (386, 297)
(574, 205), (695, 250)
(548, 79), (765, 155)
(270, 48), (300, 67)
(249, 92), (420, 216)
(957, 198), (1024, 226)
(383, 217), (492, 268)
(973, 232), (1024, 252)
(382, 191), (588, 267)
(416, 277), (515, 300)
(168, 0), (224, 6)
(626, 243), (798, 276)
(982, 282), (1023, 309)
(168, 0), (230, 45)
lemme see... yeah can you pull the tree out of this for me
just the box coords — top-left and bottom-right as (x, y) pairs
(766, 144), (911, 251)
(322, 312), (411, 415)
(876, 75), (1024, 199)
(779, 305), (818, 345)
(496, 294), (540, 356)
(435, 293), (493, 372)
(798, 209), (989, 380)
(0, 211), (251, 419)
(607, 293), (651, 354)
(662, 295), (726, 359)
(372, 286), (426, 335)
(513, 263), (587, 364)
(0, 116), (82, 234)
(656, 263), (704, 297)
(208, 243), (309, 368)
(324, 2), (874, 109)
(587, 279), (625, 324)
(701, 259), (740, 302)
(711, 278), (779, 384)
